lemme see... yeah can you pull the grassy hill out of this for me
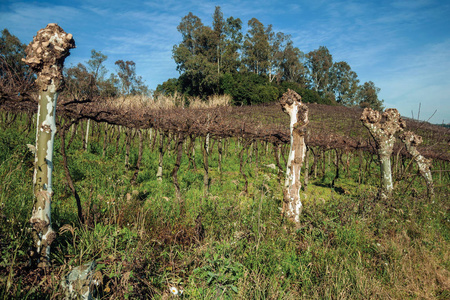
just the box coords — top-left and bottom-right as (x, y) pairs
(0, 105), (449, 299)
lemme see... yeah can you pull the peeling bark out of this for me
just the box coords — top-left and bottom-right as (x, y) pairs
(171, 132), (185, 201)
(23, 23), (75, 267)
(131, 129), (143, 185)
(156, 131), (164, 182)
(400, 131), (434, 198)
(279, 89), (309, 223)
(202, 135), (210, 198)
(360, 108), (406, 200)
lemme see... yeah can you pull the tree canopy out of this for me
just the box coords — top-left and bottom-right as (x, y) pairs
(163, 7), (384, 110)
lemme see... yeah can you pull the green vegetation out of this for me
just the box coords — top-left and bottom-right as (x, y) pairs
(159, 6), (383, 110)
(1, 112), (449, 299)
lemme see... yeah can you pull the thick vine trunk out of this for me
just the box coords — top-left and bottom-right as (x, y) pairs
(360, 108), (406, 200)
(171, 132), (185, 201)
(156, 131), (164, 182)
(202, 134), (210, 198)
(400, 131), (434, 198)
(131, 129), (143, 185)
(60, 121), (84, 224)
(83, 119), (90, 151)
(125, 128), (131, 171)
(23, 24), (75, 267)
(279, 89), (309, 223)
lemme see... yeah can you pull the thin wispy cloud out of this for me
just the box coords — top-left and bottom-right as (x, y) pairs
(0, 0), (448, 122)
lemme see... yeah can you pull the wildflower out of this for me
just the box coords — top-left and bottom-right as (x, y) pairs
(170, 287), (179, 295)
(170, 286), (183, 296)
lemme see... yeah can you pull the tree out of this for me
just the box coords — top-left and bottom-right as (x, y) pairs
(0, 28), (32, 93)
(329, 61), (359, 106)
(221, 16), (243, 73)
(267, 31), (296, 83)
(357, 81), (384, 111)
(280, 41), (306, 84)
(173, 12), (220, 96)
(156, 78), (180, 96)
(0, 28), (28, 77)
(242, 18), (270, 75)
(212, 6), (225, 74)
(115, 60), (148, 96)
(305, 46), (333, 93)
(63, 50), (115, 100)
(87, 49), (107, 96)
(64, 63), (92, 99)
(97, 73), (120, 98)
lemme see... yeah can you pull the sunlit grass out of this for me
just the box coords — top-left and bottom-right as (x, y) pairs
(0, 112), (449, 299)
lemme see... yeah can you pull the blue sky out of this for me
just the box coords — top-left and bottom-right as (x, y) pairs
(1, 0), (449, 123)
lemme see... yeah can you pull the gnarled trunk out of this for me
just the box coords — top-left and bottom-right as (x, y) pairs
(23, 23), (75, 267)
(400, 131), (434, 198)
(279, 89), (309, 223)
(360, 108), (406, 200)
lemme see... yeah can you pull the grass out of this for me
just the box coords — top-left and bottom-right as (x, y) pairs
(0, 111), (449, 299)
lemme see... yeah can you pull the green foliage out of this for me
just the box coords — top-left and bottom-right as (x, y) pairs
(220, 72), (279, 105)
(155, 78), (180, 96)
(0, 28), (29, 79)
(1, 113), (449, 299)
(358, 81), (384, 111)
(168, 8), (385, 110)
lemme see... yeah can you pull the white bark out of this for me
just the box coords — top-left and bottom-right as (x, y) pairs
(400, 131), (434, 198)
(23, 23), (75, 267)
(280, 89), (309, 223)
(360, 108), (406, 200)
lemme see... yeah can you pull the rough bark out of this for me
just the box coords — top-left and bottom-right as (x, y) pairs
(360, 108), (406, 200)
(202, 134), (210, 198)
(171, 132), (185, 201)
(400, 131), (434, 198)
(156, 131), (164, 182)
(279, 89), (309, 223)
(23, 23), (75, 267)
(60, 121), (84, 224)
(124, 128), (131, 171)
(131, 129), (143, 185)
(83, 119), (90, 151)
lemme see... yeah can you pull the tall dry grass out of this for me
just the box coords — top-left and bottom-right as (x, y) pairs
(106, 93), (231, 111)
(189, 94), (232, 108)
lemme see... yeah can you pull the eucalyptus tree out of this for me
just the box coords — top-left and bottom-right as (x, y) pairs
(64, 63), (92, 100)
(329, 61), (359, 106)
(357, 81), (384, 111)
(279, 40), (306, 84)
(87, 49), (107, 95)
(242, 18), (270, 75)
(173, 11), (220, 96)
(212, 6), (225, 74)
(0, 28), (32, 93)
(305, 46), (333, 93)
(221, 16), (243, 73)
(115, 60), (148, 96)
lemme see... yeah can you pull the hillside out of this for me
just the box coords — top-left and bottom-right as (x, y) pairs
(0, 100), (449, 298)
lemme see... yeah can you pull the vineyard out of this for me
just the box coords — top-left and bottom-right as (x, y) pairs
(1, 85), (450, 298)
(1, 23), (450, 300)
